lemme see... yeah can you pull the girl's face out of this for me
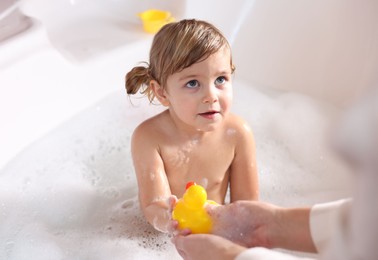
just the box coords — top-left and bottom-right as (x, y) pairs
(163, 47), (233, 133)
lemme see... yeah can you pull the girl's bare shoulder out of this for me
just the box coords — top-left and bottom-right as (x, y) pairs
(221, 113), (255, 146)
(225, 113), (253, 133)
(132, 110), (171, 141)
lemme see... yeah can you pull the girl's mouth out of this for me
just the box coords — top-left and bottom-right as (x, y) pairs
(198, 111), (219, 119)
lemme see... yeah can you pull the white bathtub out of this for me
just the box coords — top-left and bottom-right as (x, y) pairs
(0, 0), (377, 259)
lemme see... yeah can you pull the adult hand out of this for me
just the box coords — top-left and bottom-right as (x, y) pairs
(172, 234), (246, 260)
(207, 200), (277, 248)
(207, 201), (316, 252)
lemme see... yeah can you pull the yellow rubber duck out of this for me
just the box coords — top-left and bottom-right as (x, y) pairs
(172, 182), (218, 234)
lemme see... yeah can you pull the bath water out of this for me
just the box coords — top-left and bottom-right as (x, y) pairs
(0, 80), (351, 259)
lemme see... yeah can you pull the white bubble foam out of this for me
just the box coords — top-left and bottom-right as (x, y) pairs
(233, 80), (352, 206)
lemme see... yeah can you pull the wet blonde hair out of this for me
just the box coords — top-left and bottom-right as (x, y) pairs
(125, 19), (235, 103)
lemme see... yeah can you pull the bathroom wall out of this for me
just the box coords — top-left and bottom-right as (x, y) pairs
(232, 0), (378, 107)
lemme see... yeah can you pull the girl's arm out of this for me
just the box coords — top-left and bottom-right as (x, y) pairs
(229, 117), (259, 201)
(131, 122), (176, 233)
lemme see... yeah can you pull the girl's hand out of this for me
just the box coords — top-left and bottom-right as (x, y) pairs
(165, 195), (179, 233)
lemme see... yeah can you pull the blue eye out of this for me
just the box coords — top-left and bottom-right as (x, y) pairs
(215, 76), (226, 85)
(185, 80), (199, 88)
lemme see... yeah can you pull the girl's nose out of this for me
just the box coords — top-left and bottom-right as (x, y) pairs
(202, 85), (218, 103)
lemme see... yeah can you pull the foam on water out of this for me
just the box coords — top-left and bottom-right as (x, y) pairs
(0, 81), (352, 259)
(233, 80), (352, 206)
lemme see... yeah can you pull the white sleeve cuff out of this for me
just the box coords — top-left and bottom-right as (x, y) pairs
(235, 247), (315, 260)
(310, 198), (352, 253)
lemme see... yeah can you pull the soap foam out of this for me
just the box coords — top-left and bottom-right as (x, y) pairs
(0, 81), (351, 259)
(232, 80), (351, 206)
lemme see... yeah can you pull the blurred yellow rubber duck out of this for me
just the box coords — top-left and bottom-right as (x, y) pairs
(138, 9), (175, 34)
(172, 182), (218, 234)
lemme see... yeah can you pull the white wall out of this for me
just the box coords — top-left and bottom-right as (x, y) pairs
(232, 0), (378, 107)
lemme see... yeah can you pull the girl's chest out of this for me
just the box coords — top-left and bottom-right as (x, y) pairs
(161, 139), (235, 180)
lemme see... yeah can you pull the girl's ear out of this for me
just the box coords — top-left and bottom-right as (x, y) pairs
(150, 80), (170, 106)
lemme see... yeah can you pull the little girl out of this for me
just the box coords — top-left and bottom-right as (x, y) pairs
(125, 19), (258, 233)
